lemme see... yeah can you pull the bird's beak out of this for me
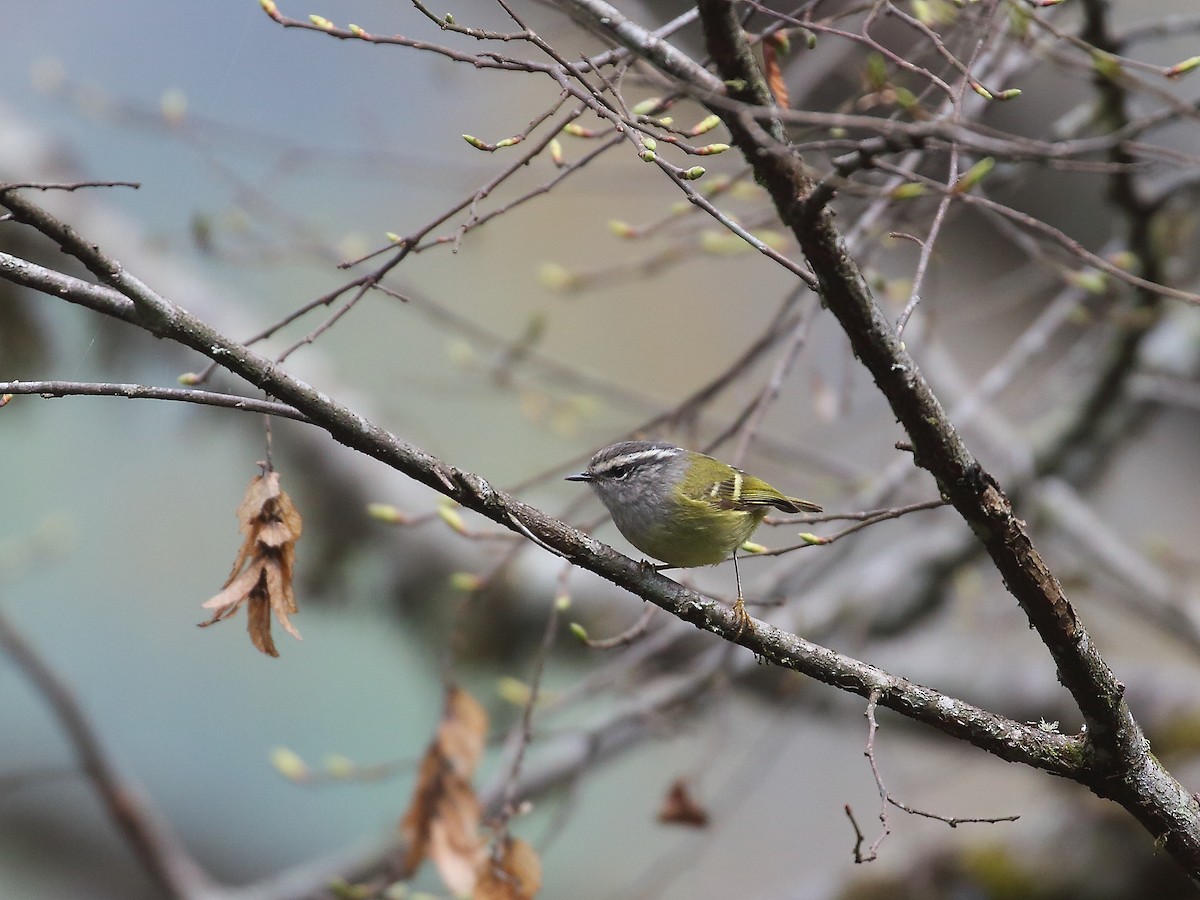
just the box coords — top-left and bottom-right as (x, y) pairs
(565, 471), (592, 482)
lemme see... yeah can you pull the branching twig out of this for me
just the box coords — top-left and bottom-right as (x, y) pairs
(0, 605), (215, 899)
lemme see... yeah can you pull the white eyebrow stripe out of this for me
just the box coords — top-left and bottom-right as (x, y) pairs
(598, 447), (679, 469)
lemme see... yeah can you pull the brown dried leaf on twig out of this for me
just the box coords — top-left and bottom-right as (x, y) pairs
(763, 34), (790, 108)
(399, 686), (489, 896)
(475, 835), (543, 900)
(199, 469), (303, 657)
(657, 777), (710, 828)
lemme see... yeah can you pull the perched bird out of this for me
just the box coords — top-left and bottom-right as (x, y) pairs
(567, 440), (821, 632)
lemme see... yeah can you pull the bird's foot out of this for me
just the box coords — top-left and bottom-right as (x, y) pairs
(731, 595), (753, 639)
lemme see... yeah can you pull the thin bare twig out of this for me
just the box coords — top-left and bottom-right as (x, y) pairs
(0, 381), (307, 420)
(0, 605), (215, 898)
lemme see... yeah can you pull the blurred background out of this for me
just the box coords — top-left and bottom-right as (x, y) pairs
(3, 0), (1200, 897)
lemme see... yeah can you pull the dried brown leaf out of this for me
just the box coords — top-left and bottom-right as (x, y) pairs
(199, 470), (303, 657)
(245, 578), (277, 657)
(476, 836), (542, 900)
(398, 686), (490, 893)
(428, 777), (484, 896)
(763, 36), (790, 108)
(657, 778), (710, 828)
(439, 685), (488, 775)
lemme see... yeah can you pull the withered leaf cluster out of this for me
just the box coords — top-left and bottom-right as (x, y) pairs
(199, 470), (302, 657)
(398, 686), (541, 898)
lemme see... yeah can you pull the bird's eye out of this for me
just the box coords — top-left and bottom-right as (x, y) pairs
(607, 464), (631, 480)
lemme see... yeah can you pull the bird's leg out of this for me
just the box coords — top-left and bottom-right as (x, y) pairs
(731, 553), (752, 638)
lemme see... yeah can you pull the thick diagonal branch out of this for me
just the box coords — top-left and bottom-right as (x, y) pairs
(684, 0), (1200, 871)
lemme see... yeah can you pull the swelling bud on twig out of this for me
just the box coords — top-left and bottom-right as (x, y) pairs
(437, 500), (468, 535)
(631, 97), (665, 116)
(690, 114), (722, 136)
(952, 157), (994, 193)
(367, 503), (407, 524)
(271, 746), (310, 781)
(1167, 56), (1200, 79)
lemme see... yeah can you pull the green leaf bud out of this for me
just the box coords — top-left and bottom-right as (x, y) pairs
(270, 747), (310, 780)
(1167, 56), (1200, 79)
(952, 157), (994, 193)
(631, 97), (664, 116)
(366, 503), (406, 524)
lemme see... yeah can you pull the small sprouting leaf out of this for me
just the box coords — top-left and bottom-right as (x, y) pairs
(497, 676), (532, 707)
(631, 97), (664, 116)
(324, 754), (355, 778)
(608, 220), (637, 239)
(309, 14), (334, 30)
(1092, 51), (1122, 81)
(690, 114), (722, 136)
(270, 746), (310, 781)
(436, 502), (468, 535)
(1167, 56), (1200, 79)
(160, 88), (187, 125)
(891, 182), (927, 200)
(951, 157), (994, 193)
(969, 81), (993, 101)
(366, 503), (407, 524)
(865, 53), (888, 91)
(449, 572), (484, 592)
(537, 262), (581, 292)
(1065, 269), (1109, 294)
